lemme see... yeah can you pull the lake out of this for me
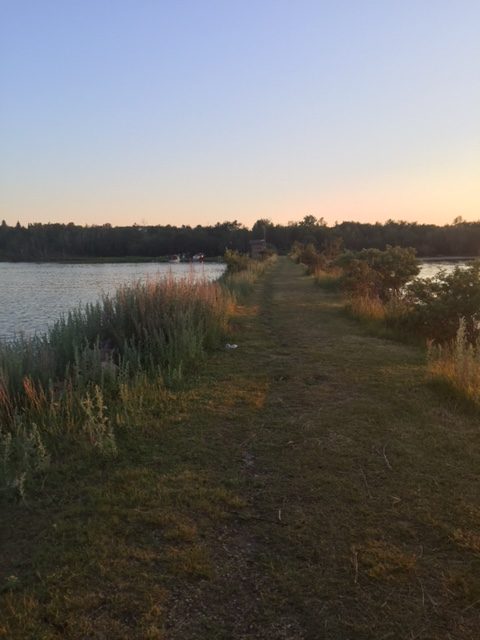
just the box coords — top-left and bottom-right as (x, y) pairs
(0, 262), (226, 340)
(0, 259), (473, 341)
(419, 259), (472, 279)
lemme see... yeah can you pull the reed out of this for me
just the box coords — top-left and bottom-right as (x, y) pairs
(427, 318), (480, 404)
(0, 275), (233, 497)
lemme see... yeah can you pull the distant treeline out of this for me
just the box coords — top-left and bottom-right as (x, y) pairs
(1, 216), (479, 260)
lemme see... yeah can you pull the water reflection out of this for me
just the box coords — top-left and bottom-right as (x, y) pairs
(0, 262), (225, 340)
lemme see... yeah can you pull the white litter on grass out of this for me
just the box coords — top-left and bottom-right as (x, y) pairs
(225, 343), (238, 350)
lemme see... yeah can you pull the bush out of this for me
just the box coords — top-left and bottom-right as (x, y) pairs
(223, 250), (251, 273)
(337, 246), (419, 301)
(291, 242), (331, 275)
(404, 261), (480, 342)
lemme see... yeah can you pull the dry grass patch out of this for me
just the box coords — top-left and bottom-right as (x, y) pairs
(428, 318), (480, 405)
(357, 540), (417, 581)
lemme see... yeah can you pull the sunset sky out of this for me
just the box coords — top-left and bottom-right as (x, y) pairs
(1, 1), (479, 227)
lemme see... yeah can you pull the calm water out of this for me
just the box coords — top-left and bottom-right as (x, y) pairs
(419, 259), (471, 279)
(0, 262), (225, 340)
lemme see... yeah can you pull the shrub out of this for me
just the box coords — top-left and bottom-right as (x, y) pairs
(337, 246), (419, 301)
(404, 261), (480, 342)
(291, 242), (343, 277)
(298, 244), (326, 274)
(223, 250), (250, 273)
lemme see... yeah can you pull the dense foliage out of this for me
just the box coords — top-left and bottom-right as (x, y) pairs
(338, 246), (420, 301)
(2, 216), (480, 260)
(405, 261), (480, 342)
(223, 250), (254, 273)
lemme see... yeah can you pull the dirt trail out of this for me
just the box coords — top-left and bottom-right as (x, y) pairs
(166, 257), (480, 639)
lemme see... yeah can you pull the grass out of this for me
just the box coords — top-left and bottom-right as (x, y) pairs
(1, 257), (480, 638)
(344, 290), (480, 407)
(221, 252), (276, 299)
(428, 318), (480, 405)
(346, 293), (386, 321)
(0, 256), (274, 502)
(0, 268), (262, 500)
(313, 266), (342, 290)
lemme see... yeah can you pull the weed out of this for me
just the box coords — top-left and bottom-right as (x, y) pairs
(0, 417), (50, 500)
(428, 317), (480, 404)
(81, 386), (117, 457)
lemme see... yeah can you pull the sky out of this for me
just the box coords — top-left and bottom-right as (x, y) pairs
(1, 0), (479, 228)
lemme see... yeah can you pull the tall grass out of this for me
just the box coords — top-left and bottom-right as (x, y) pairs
(427, 318), (480, 405)
(221, 252), (276, 298)
(0, 275), (234, 497)
(313, 267), (342, 291)
(345, 293), (413, 333)
(346, 295), (386, 322)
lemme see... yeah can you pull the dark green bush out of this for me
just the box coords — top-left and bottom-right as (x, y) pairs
(404, 261), (480, 342)
(337, 246), (419, 301)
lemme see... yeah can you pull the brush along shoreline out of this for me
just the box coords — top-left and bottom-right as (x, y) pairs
(0, 254), (274, 499)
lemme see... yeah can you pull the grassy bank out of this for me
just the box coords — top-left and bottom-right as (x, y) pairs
(0, 255), (274, 501)
(301, 243), (480, 405)
(2, 257), (479, 639)
(0, 277), (231, 498)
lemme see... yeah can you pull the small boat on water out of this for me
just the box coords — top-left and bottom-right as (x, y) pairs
(168, 254), (181, 263)
(192, 253), (205, 263)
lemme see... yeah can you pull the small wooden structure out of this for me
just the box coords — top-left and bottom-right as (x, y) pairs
(250, 239), (266, 259)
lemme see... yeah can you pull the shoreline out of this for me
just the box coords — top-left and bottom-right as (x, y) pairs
(419, 255), (477, 261)
(0, 256), (224, 264)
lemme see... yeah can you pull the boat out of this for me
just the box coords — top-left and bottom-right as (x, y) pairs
(168, 254), (181, 263)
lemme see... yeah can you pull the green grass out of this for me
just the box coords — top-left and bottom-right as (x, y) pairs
(221, 253), (276, 299)
(0, 274), (236, 500)
(1, 257), (479, 639)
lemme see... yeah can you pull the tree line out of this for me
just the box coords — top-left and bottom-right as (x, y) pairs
(0, 216), (479, 260)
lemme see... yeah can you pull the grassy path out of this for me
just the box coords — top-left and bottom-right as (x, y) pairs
(2, 257), (480, 639)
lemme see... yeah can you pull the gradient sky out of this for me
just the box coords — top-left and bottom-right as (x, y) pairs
(1, 1), (479, 227)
